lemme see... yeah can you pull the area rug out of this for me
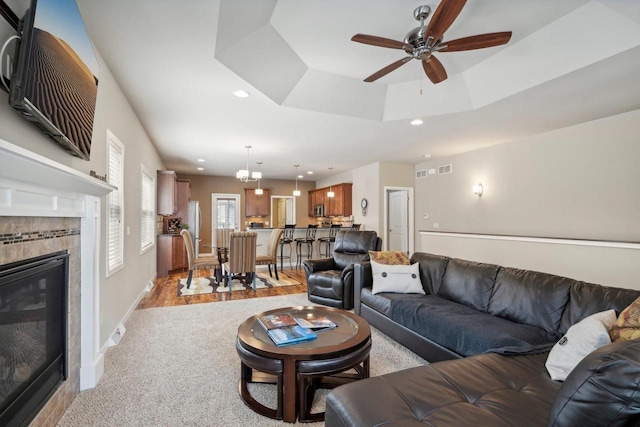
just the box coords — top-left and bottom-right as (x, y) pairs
(176, 277), (216, 296)
(215, 271), (302, 293)
(177, 271), (302, 296)
(57, 293), (427, 427)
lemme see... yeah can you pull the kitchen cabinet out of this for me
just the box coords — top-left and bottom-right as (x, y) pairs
(157, 170), (177, 215)
(157, 234), (187, 276)
(308, 183), (352, 217)
(245, 188), (270, 217)
(327, 183), (352, 217)
(308, 189), (326, 216)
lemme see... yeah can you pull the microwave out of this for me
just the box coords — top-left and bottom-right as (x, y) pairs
(313, 204), (325, 217)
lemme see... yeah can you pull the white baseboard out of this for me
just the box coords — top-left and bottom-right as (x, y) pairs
(80, 352), (104, 391)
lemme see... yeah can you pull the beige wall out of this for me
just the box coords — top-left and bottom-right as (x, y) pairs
(414, 109), (640, 243)
(319, 161), (414, 236)
(413, 109), (640, 290)
(180, 174), (316, 249)
(0, 47), (165, 346)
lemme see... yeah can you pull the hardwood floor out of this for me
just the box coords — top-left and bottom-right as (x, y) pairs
(137, 266), (308, 309)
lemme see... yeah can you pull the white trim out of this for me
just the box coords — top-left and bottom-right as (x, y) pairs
(383, 186), (415, 254)
(270, 194), (296, 227)
(419, 231), (640, 250)
(139, 163), (155, 254)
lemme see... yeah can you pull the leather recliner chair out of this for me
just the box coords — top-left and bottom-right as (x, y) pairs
(303, 230), (382, 310)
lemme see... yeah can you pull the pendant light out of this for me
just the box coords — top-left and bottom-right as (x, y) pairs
(236, 145), (262, 182)
(293, 164), (301, 197)
(255, 162), (263, 195)
(327, 167), (335, 198)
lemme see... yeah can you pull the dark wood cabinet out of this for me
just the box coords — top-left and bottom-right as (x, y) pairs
(157, 170), (177, 215)
(157, 234), (187, 276)
(308, 183), (352, 217)
(245, 188), (270, 217)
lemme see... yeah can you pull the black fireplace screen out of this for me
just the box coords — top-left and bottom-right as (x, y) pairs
(0, 251), (68, 427)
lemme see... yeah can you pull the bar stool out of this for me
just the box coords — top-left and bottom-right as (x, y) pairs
(278, 224), (296, 271)
(295, 224), (318, 268)
(350, 223), (361, 231)
(317, 224), (341, 257)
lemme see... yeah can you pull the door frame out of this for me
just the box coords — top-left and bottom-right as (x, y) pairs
(383, 186), (414, 253)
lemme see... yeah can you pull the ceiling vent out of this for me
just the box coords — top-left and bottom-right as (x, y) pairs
(416, 169), (427, 179)
(438, 164), (452, 175)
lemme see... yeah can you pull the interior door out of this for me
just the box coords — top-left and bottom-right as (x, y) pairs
(388, 190), (409, 253)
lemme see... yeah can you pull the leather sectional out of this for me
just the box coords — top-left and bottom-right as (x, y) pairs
(325, 252), (640, 426)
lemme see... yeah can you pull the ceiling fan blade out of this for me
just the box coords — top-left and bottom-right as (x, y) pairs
(440, 32), (512, 52)
(351, 33), (412, 50)
(422, 56), (447, 84)
(364, 57), (413, 82)
(425, 0), (467, 42)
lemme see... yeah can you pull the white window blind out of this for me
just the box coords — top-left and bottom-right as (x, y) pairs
(216, 198), (237, 229)
(107, 131), (125, 275)
(140, 166), (155, 253)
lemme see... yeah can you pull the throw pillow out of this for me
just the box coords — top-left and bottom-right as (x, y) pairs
(609, 295), (640, 342)
(545, 309), (617, 381)
(371, 260), (424, 295)
(368, 251), (410, 265)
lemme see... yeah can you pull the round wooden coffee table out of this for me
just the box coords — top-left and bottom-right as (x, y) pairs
(236, 306), (371, 423)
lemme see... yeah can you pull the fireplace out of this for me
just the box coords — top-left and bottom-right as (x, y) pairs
(0, 251), (69, 427)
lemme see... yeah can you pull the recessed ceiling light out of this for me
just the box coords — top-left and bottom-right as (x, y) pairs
(233, 90), (250, 98)
(307, 171), (313, 175)
(197, 158), (205, 162)
(298, 175), (303, 179)
(197, 167), (204, 171)
(411, 119), (423, 126)
(424, 154), (431, 158)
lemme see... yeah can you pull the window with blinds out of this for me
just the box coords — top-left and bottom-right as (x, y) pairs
(216, 198), (237, 229)
(140, 165), (155, 253)
(107, 130), (125, 276)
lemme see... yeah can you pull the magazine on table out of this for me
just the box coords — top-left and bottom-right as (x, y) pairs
(267, 325), (317, 346)
(294, 314), (338, 331)
(257, 313), (298, 331)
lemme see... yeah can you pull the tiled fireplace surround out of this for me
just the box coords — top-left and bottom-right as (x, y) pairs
(0, 218), (81, 426)
(0, 139), (113, 426)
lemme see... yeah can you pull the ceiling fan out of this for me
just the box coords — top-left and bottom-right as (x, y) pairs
(351, 0), (512, 84)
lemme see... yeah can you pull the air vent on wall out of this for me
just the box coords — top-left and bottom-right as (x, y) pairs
(438, 164), (452, 175)
(416, 169), (427, 179)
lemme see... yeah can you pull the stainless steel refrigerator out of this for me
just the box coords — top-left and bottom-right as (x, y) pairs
(187, 201), (201, 257)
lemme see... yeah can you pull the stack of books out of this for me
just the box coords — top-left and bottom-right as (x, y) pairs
(257, 312), (337, 346)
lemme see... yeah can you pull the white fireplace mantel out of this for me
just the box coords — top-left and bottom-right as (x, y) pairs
(0, 137), (114, 390)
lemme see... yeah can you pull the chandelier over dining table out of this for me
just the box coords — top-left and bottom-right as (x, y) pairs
(236, 145), (262, 182)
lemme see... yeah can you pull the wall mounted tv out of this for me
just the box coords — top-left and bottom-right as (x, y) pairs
(9, 0), (98, 160)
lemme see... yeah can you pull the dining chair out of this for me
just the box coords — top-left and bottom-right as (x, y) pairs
(278, 224), (296, 271)
(180, 230), (220, 289)
(223, 231), (258, 292)
(256, 228), (284, 280)
(318, 224), (342, 257)
(214, 227), (234, 283)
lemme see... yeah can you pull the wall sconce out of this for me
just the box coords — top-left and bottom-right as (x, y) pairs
(472, 183), (483, 197)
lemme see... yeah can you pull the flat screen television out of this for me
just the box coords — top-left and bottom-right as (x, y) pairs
(9, 0), (98, 160)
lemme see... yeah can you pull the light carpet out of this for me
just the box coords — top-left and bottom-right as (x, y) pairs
(57, 293), (426, 427)
(178, 271), (302, 296)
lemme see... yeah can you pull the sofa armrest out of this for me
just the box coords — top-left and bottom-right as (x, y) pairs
(353, 261), (373, 316)
(303, 258), (336, 279)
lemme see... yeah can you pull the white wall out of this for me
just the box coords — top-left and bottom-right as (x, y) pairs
(0, 33), (165, 348)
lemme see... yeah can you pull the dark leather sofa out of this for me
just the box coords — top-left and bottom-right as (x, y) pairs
(325, 252), (640, 426)
(303, 230), (381, 310)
